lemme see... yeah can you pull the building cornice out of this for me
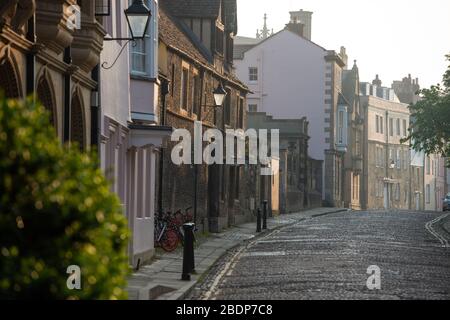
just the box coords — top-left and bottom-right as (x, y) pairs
(36, 49), (97, 90)
(0, 26), (34, 52)
(325, 50), (346, 68)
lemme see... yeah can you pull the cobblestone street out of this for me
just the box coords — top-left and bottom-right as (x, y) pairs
(188, 210), (450, 300)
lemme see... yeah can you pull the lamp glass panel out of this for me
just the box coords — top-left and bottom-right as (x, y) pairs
(127, 15), (149, 39)
(214, 92), (226, 107)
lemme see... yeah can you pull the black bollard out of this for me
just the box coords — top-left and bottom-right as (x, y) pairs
(263, 200), (268, 230)
(256, 208), (262, 233)
(181, 223), (195, 281)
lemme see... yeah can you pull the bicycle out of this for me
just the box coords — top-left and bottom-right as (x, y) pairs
(154, 207), (194, 252)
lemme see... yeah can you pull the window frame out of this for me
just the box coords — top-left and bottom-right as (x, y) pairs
(180, 64), (190, 111)
(130, 37), (148, 74)
(249, 67), (258, 82)
(376, 115), (379, 133)
(191, 69), (201, 119)
(336, 105), (348, 147)
(129, 0), (158, 77)
(248, 104), (257, 112)
(95, 0), (112, 16)
(380, 116), (384, 134)
(237, 96), (244, 129)
(389, 118), (394, 137)
(224, 87), (232, 126)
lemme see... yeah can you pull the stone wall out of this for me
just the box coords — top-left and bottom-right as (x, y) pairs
(159, 47), (253, 233)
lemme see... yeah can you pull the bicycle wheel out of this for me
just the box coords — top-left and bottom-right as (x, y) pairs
(160, 228), (180, 252)
(173, 211), (184, 227)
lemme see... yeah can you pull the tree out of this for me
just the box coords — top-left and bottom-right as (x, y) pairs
(0, 94), (130, 299)
(404, 54), (450, 165)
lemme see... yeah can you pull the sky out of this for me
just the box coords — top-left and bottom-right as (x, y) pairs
(236, 0), (450, 88)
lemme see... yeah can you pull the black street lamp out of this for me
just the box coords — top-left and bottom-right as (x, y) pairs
(102, 0), (152, 69)
(213, 83), (227, 107)
(200, 82), (227, 122)
(124, 0), (152, 40)
(193, 82), (227, 229)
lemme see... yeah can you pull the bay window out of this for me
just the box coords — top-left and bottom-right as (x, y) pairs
(130, 0), (158, 77)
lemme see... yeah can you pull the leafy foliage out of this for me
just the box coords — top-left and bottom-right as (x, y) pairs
(405, 54), (450, 165)
(0, 94), (130, 299)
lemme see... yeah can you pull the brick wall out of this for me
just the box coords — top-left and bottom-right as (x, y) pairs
(159, 48), (253, 233)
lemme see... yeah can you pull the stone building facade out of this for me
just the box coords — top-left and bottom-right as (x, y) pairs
(233, 10), (352, 209)
(410, 149), (425, 211)
(341, 60), (364, 209)
(158, 1), (252, 233)
(0, 0), (172, 267)
(323, 49), (348, 208)
(392, 74), (446, 212)
(392, 74), (420, 105)
(0, 0), (100, 150)
(247, 112), (323, 214)
(424, 154), (446, 212)
(361, 84), (411, 210)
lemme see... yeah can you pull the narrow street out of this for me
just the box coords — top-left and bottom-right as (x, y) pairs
(188, 211), (450, 300)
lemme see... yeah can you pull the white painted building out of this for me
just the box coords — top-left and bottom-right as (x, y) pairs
(234, 12), (348, 206)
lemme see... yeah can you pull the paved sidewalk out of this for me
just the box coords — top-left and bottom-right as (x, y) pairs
(442, 214), (450, 235)
(126, 207), (349, 300)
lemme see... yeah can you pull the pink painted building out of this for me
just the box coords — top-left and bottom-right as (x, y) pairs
(99, 0), (171, 267)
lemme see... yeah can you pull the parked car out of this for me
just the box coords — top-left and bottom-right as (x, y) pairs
(443, 193), (450, 211)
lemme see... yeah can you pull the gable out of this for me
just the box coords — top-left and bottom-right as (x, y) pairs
(241, 30), (326, 60)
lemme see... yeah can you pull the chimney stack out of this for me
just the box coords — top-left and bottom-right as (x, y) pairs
(288, 10), (313, 40)
(372, 74), (382, 87)
(340, 46), (348, 70)
(285, 20), (305, 37)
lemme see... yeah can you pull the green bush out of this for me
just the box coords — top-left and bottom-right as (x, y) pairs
(0, 94), (130, 299)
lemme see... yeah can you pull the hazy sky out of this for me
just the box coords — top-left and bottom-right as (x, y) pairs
(236, 0), (450, 88)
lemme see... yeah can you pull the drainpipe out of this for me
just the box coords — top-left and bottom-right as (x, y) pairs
(63, 47), (72, 142)
(158, 78), (170, 213)
(91, 64), (100, 151)
(193, 71), (205, 227)
(26, 16), (35, 95)
(385, 111), (390, 209)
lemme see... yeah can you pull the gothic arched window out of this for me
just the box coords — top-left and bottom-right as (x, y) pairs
(70, 94), (85, 150)
(37, 76), (56, 128)
(0, 59), (20, 98)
